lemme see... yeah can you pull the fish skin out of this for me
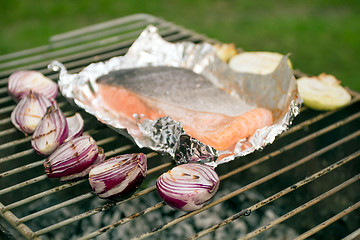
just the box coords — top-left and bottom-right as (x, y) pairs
(96, 66), (273, 151)
(97, 66), (253, 116)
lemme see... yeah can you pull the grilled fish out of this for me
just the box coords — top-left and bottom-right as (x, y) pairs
(96, 66), (273, 151)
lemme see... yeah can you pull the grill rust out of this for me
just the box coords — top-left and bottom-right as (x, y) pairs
(0, 14), (359, 240)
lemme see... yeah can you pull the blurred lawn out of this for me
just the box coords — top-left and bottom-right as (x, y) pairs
(1, 0), (359, 91)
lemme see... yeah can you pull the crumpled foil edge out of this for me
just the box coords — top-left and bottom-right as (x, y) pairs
(219, 97), (302, 165)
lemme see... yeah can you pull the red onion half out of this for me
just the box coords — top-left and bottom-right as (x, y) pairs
(44, 135), (100, 179)
(11, 91), (54, 135)
(156, 163), (220, 212)
(89, 153), (147, 200)
(8, 71), (58, 102)
(31, 106), (68, 155)
(60, 147), (105, 181)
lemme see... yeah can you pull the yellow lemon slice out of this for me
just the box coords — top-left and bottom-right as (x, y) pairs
(228, 51), (292, 74)
(297, 73), (351, 111)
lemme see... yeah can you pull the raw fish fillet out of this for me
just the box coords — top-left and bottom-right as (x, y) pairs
(96, 66), (273, 151)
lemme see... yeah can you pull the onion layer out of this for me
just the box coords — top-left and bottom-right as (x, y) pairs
(44, 135), (100, 179)
(65, 113), (84, 141)
(89, 153), (147, 200)
(228, 51), (292, 74)
(31, 106), (68, 155)
(8, 71), (58, 102)
(60, 147), (105, 181)
(11, 91), (54, 135)
(156, 163), (220, 212)
(297, 73), (351, 111)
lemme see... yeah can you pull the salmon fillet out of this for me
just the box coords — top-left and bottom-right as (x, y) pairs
(96, 66), (273, 151)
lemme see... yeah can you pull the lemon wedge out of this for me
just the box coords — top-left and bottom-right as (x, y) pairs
(228, 51), (292, 74)
(297, 73), (351, 111)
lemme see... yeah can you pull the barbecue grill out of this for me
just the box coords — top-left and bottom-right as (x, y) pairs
(0, 14), (359, 240)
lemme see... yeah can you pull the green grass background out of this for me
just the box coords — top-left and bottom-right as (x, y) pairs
(1, 0), (359, 91)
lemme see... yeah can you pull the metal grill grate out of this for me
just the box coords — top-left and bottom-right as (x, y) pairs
(0, 14), (359, 240)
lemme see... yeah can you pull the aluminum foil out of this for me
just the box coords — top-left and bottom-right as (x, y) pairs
(49, 25), (302, 167)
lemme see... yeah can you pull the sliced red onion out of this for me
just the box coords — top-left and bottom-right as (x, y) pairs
(60, 147), (105, 181)
(8, 70), (58, 102)
(44, 135), (100, 179)
(65, 113), (84, 141)
(31, 106), (68, 155)
(89, 153), (147, 200)
(11, 91), (54, 135)
(156, 163), (220, 212)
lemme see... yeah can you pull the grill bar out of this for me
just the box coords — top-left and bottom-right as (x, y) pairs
(0, 132), (106, 180)
(32, 112), (359, 239)
(0, 149), (34, 164)
(32, 161), (171, 237)
(0, 21), (172, 70)
(0, 96), (12, 105)
(0, 105), (14, 114)
(0, 203), (39, 240)
(0, 175), (48, 195)
(48, 21), (155, 49)
(0, 137), (31, 151)
(0, 14), (359, 240)
(33, 186), (160, 237)
(0, 128), (108, 178)
(19, 192), (93, 224)
(4, 181), (88, 212)
(6, 152), (157, 222)
(0, 26), (207, 78)
(240, 174), (360, 240)
(78, 202), (166, 240)
(188, 148), (360, 239)
(133, 136), (360, 240)
(0, 160), (43, 179)
(294, 201), (360, 240)
(2, 102), (358, 239)
(0, 102), (67, 129)
(343, 228), (360, 240)
(220, 112), (360, 181)
(49, 14), (162, 42)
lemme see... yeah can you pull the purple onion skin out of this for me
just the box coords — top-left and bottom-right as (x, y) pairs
(156, 163), (220, 212)
(60, 147), (105, 182)
(44, 135), (99, 179)
(89, 153), (147, 200)
(8, 71), (58, 102)
(10, 91), (55, 135)
(31, 106), (68, 155)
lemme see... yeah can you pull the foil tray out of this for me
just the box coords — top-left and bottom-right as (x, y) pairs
(49, 25), (302, 167)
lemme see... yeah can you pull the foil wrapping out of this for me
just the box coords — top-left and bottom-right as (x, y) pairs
(49, 25), (302, 167)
